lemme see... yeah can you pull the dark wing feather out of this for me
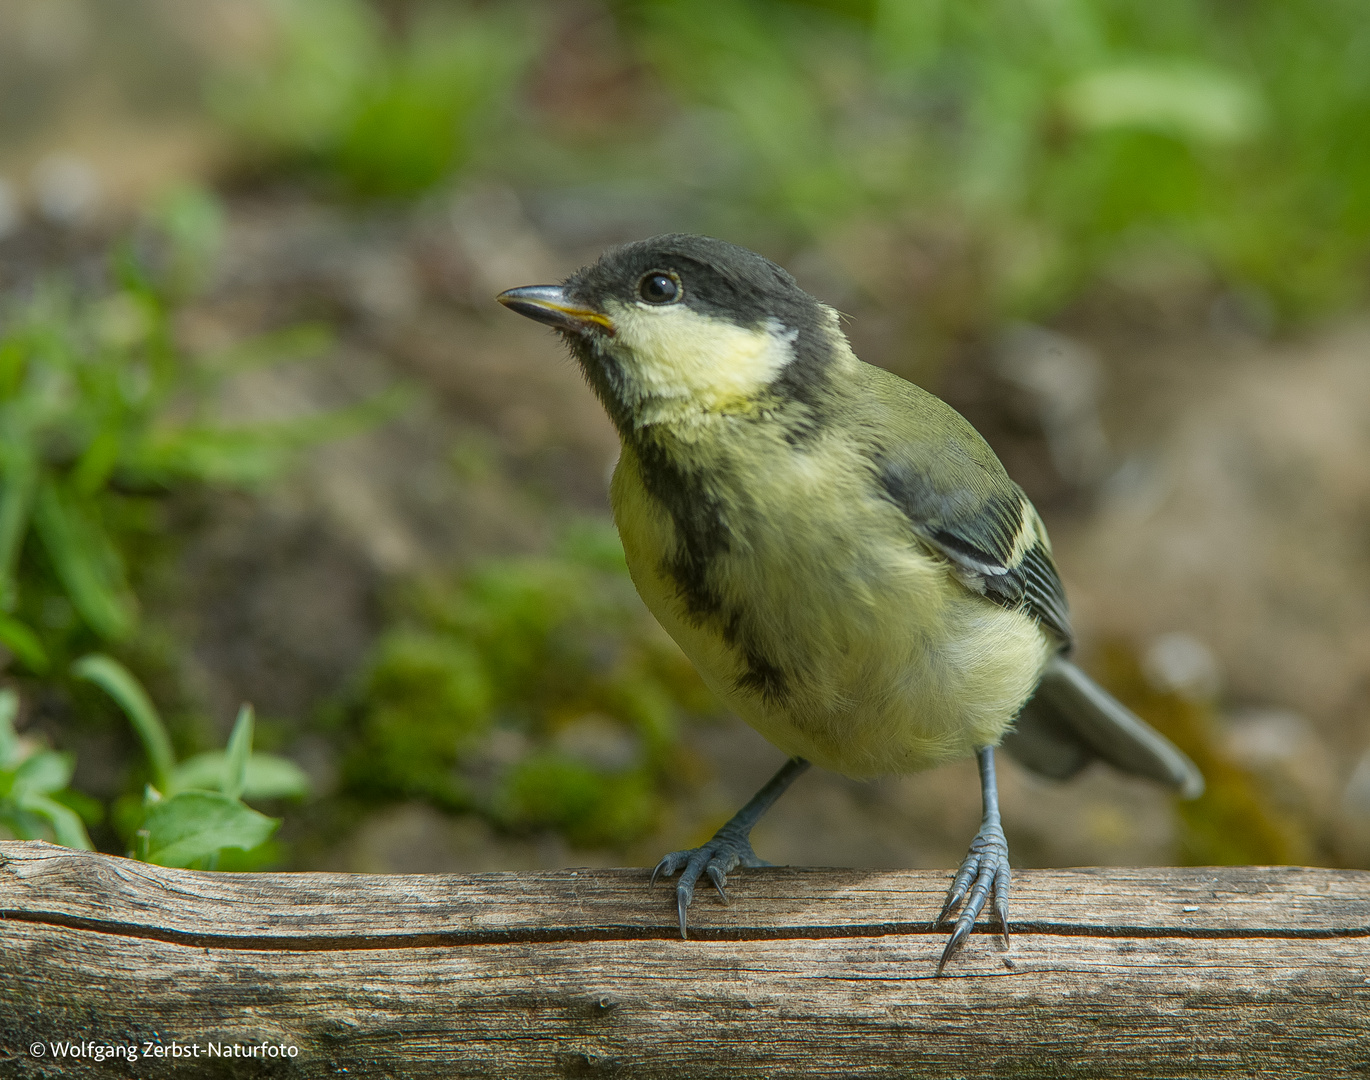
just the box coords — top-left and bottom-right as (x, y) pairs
(873, 450), (1073, 646)
(852, 368), (1201, 792)
(1007, 540), (1072, 644)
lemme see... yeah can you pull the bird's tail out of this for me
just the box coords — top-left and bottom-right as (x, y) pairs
(1000, 655), (1204, 798)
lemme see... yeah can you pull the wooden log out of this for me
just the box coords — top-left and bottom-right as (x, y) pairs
(2, 839), (1368, 1078)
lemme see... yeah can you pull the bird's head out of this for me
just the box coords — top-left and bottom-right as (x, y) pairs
(497, 234), (842, 433)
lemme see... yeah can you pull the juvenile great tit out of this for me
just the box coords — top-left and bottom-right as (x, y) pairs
(498, 234), (1202, 974)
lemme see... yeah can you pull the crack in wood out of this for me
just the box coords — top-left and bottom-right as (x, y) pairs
(4, 908), (1368, 952)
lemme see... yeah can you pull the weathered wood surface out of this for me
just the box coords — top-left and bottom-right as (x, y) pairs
(3, 840), (1369, 1078)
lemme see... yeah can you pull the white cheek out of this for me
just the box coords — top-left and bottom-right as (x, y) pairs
(603, 302), (795, 408)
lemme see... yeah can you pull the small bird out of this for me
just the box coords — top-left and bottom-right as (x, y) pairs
(498, 234), (1202, 973)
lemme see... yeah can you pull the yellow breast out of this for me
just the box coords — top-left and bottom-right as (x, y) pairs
(610, 440), (1051, 779)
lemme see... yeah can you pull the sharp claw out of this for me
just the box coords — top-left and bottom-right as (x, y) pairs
(651, 853), (681, 887)
(936, 868), (971, 925)
(936, 919), (973, 976)
(706, 864), (730, 904)
(677, 887), (690, 940)
(935, 889), (962, 927)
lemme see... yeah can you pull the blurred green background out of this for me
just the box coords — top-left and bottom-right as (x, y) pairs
(2, 0), (1369, 876)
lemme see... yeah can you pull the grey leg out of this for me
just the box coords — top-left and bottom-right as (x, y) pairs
(935, 746), (1011, 974)
(652, 756), (811, 938)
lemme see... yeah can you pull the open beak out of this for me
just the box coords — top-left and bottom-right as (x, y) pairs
(496, 286), (615, 336)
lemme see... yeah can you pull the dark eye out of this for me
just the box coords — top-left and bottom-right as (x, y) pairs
(638, 272), (680, 304)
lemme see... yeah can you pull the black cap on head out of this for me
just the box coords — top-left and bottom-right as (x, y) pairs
(498, 234), (843, 438)
(566, 234), (825, 335)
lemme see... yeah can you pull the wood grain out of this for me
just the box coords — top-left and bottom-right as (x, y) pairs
(3, 840), (1368, 1078)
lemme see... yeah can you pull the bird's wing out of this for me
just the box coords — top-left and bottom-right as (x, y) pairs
(870, 419), (1073, 645)
(858, 370), (1200, 796)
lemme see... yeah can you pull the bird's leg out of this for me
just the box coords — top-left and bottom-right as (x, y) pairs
(652, 756), (810, 939)
(935, 745), (1011, 974)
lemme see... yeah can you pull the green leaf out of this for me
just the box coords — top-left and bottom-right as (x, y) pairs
(32, 481), (136, 640)
(46, 786), (104, 826)
(223, 704), (253, 800)
(19, 792), (94, 850)
(0, 614), (49, 673)
(0, 337), (27, 398)
(139, 790), (279, 868)
(0, 687), (17, 766)
(172, 751), (310, 800)
(1061, 63), (1264, 146)
(0, 445), (37, 612)
(72, 653), (174, 792)
(70, 425), (123, 497)
(12, 749), (74, 796)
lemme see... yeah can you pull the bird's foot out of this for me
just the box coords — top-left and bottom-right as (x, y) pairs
(651, 829), (768, 939)
(934, 821), (1011, 975)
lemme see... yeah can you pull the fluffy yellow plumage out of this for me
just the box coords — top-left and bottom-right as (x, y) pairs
(610, 386), (1052, 778)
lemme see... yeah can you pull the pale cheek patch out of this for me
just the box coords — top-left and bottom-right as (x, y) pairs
(602, 301), (795, 413)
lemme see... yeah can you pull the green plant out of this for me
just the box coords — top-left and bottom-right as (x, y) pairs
(611, 0), (1370, 326)
(0, 186), (409, 867)
(204, 0), (1370, 328)
(75, 653), (308, 868)
(344, 520), (717, 847)
(209, 0), (532, 198)
(0, 688), (98, 850)
(0, 186), (403, 677)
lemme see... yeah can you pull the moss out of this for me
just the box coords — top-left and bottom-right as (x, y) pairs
(367, 631), (493, 733)
(341, 519), (719, 848)
(493, 752), (660, 849)
(345, 631), (492, 808)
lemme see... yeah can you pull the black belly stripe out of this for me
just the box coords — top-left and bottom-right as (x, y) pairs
(631, 436), (730, 620)
(735, 649), (790, 703)
(628, 429), (804, 706)
(722, 607), (792, 704)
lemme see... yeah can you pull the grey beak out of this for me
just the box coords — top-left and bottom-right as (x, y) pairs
(496, 285), (615, 336)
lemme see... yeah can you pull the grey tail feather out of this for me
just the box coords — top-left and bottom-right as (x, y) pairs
(1000, 655), (1204, 799)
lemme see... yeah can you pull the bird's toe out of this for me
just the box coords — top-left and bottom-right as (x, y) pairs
(935, 823), (1011, 975)
(650, 831), (764, 938)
